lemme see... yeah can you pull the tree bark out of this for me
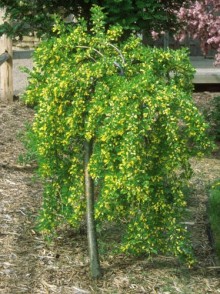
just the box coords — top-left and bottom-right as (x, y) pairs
(0, 8), (13, 103)
(84, 139), (102, 279)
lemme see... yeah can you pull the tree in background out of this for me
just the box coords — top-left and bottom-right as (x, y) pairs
(23, 6), (213, 277)
(176, 0), (220, 65)
(0, 0), (186, 39)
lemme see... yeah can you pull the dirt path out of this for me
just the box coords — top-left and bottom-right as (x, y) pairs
(0, 94), (220, 293)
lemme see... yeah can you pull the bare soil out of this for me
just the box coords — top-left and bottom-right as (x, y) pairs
(0, 92), (220, 293)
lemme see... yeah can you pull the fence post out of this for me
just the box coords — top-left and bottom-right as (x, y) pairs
(0, 8), (13, 103)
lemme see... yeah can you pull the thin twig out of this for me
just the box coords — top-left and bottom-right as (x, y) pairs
(106, 42), (125, 64)
(76, 46), (104, 57)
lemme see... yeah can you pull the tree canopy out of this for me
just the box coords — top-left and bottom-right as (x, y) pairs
(0, 0), (186, 38)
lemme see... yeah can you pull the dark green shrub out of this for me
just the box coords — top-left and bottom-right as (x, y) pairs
(208, 180), (220, 260)
(198, 95), (220, 141)
(210, 96), (220, 141)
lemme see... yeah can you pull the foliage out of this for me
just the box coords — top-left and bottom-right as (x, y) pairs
(208, 179), (220, 259)
(209, 96), (220, 141)
(197, 95), (220, 141)
(0, 0), (186, 39)
(176, 0), (220, 65)
(18, 122), (38, 165)
(23, 6), (213, 265)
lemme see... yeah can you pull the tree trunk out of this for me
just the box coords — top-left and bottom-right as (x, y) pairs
(84, 139), (102, 279)
(0, 8), (13, 103)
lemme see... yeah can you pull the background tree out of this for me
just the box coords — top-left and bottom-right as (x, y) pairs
(176, 0), (220, 65)
(0, 0), (187, 39)
(23, 6), (213, 276)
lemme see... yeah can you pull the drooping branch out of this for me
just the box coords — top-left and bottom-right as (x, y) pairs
(106, 42), (125, 64)
(76, 46), (104, 58)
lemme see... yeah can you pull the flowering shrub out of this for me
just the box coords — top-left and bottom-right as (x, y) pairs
(176, 1), (220, 65)
(23, 6), (213, 265)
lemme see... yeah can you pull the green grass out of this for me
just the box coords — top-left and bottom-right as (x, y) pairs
(208, 179), (220, 260)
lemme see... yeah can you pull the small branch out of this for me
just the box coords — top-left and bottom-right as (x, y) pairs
(106, 42), (125, 64)
(113, 61), (125, 76)
(180, 222), (195, 225)
(76, 46), (104, 57)
(72, 286), (90, 293)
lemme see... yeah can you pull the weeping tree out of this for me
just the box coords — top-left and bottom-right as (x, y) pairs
(23, 6), (213, 278)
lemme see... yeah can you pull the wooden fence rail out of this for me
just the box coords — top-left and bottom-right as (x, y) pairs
(0, 50), (10, 66)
